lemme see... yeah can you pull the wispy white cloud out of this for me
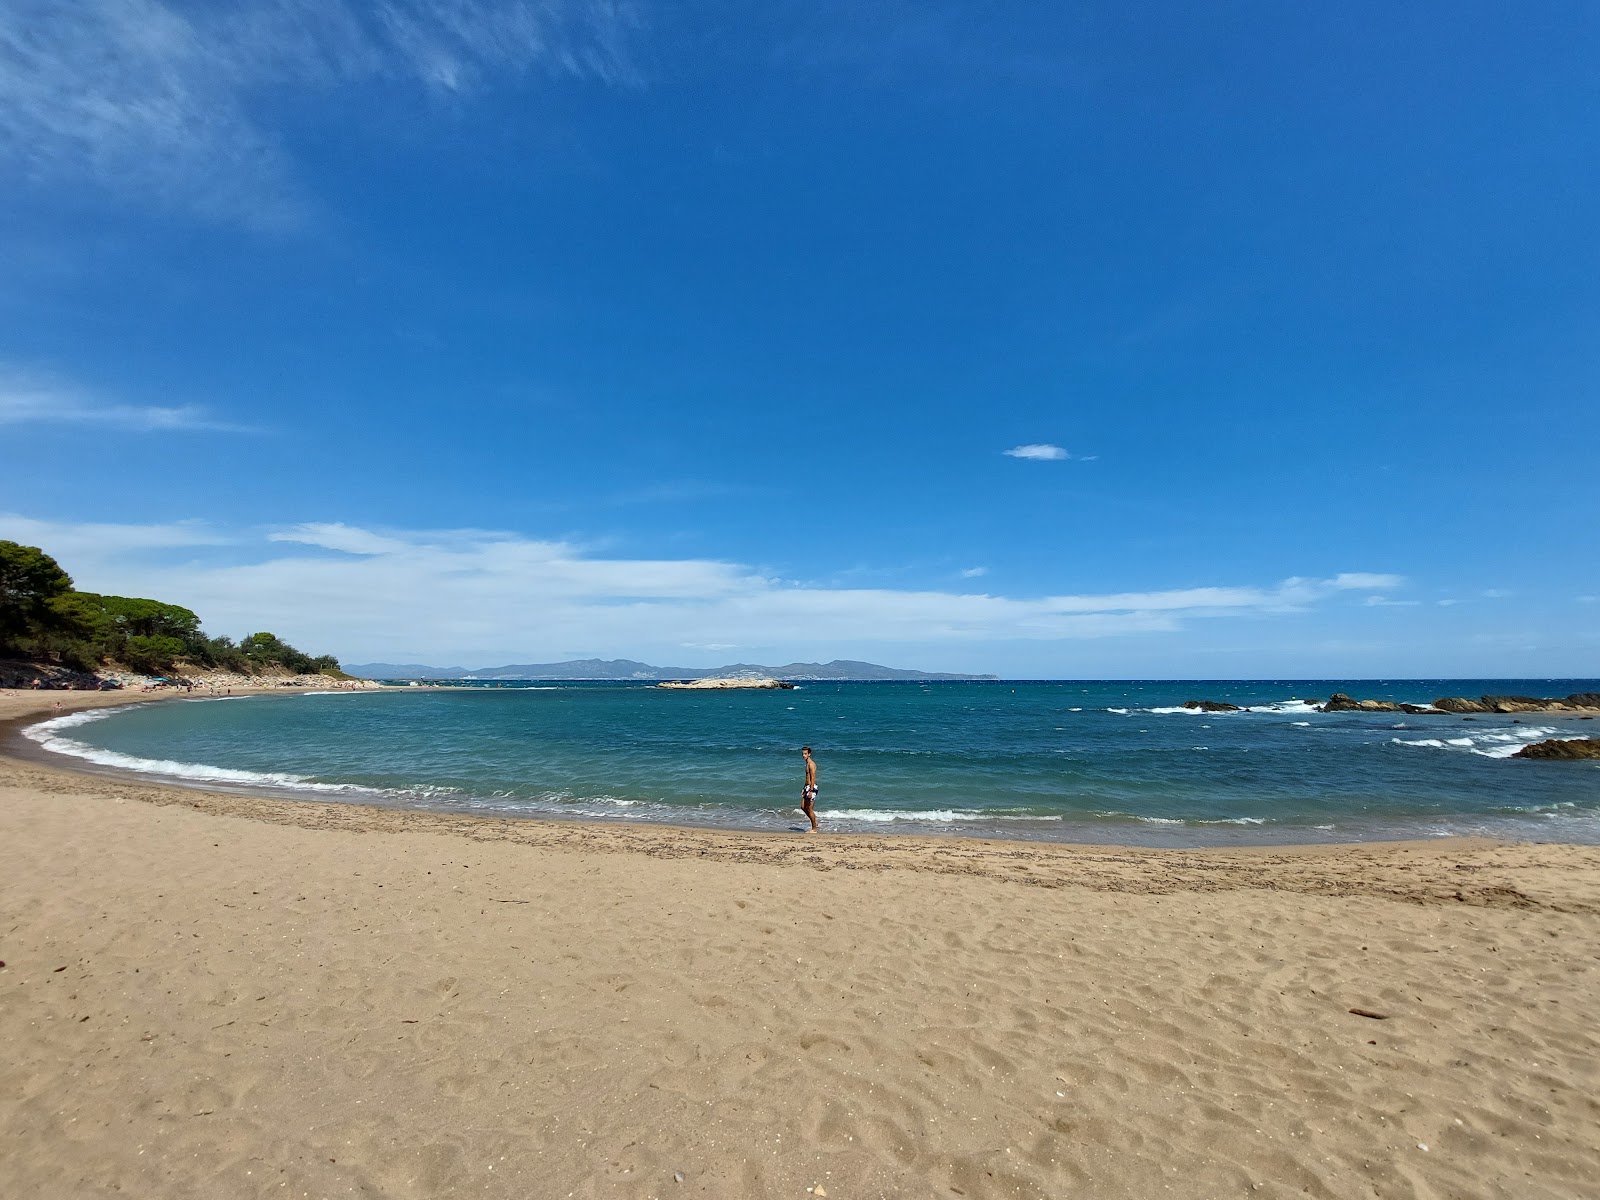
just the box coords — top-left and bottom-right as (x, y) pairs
(1364, 595), (1421, 607)
(0, 367), (253, 432)
(959, 566), (988, 578)
(1003, 443), (1070, 461)
(0, 0), (642, 227)
(1331, 573), (1404, 590)
(0, 513), (1410, 664)
(0, 514), (233, 568)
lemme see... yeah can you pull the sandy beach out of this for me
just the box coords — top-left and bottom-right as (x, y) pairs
(2, 690), (1597, 1199)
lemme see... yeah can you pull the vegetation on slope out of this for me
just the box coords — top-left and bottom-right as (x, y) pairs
(0, 540), (343, 678)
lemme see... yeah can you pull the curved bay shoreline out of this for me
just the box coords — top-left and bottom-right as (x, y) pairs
(3, 688), (1599, 1198)
(4, 686), (1599, 898)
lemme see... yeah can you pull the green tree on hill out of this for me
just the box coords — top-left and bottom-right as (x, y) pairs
(241, 631), (319, 675)
(0, 541), (74, 653)
(0, 539), (345, 678)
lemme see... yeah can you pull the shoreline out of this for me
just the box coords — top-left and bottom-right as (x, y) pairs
(5, 686), (1598, 853)
(4, 687), (1599, 1196)
(0, 684), (1588, 887)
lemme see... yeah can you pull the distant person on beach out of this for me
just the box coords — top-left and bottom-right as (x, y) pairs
(800, 746), (819, 831)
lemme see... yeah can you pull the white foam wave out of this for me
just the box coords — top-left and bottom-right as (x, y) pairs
(1391, 726), (1571, 759)
(30, 707), (125, 731)
(23, 710), (356, 792)
(1092, 810), (1270, 827)
(821, 809), (1062, 824)
(32, 739), (351, 791)
(1106, 707), (1131, 715)
(1135, 699), (1321, 716)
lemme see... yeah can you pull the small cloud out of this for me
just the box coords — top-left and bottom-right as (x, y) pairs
(1578, 595), (1598, 605)
(1437, 598), (1460, 607)
(1004, 444), (1070, 461)
(0, 369), (254, 433)
(960, 566), (988, 578)
(1481, 588), (1512, 599)
(1331, 573), (1405, 591)
(1364, 596), (1421, 607)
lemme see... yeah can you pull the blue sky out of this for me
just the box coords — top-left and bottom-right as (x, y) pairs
(2, 1), (1597, 677)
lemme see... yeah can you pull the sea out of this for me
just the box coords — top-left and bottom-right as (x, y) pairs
(20, 680), (1600, 846)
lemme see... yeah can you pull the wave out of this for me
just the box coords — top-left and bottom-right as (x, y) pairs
(1111, 699), (1321, 717)
(23, 709), (360, 793)
(31, 706), (127, 730)
(1391, 726), (1572, 760)
(820, 808), (1063, 824)
(1093, 811), (1269, 826)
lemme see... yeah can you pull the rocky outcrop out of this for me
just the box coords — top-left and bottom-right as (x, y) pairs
(658, 678), (797, 690)
(1433, 697), (1490, 714)
(1435, 694), (1600, 715)
(1320, 693), (1436, 715)
(1183, 700), (1241, 712)
(1513, 738), (1600, 760)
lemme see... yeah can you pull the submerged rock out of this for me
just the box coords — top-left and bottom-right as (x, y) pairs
(1513, 738), (1600, 760)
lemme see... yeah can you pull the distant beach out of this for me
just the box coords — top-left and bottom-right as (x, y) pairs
(3, 686), (1599, 1198)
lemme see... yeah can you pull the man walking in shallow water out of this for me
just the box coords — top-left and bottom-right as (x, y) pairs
(800, 745), (819, 831)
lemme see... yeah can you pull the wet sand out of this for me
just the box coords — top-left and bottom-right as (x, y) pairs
(2, 689), (1597, 1198)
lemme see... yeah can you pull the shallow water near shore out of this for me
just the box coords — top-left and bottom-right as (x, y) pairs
(22, 679), (1600, 846)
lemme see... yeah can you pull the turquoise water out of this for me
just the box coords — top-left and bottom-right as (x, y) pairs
(23, 680), (1600, 845)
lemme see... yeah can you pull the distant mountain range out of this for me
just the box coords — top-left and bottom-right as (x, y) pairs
(345, 657), (998, 682)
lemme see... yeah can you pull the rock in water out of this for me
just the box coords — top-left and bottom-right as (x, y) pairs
(1434, 696), (1492, 713)
(1321, 693), (1404, 713)
(1183, 700), (1241, 712)
(1514, 738), (1600, 760)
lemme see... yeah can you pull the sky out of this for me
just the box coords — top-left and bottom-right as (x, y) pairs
(2, 0), (1597, 678)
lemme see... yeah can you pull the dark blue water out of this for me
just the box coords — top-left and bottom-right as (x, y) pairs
(24, 680), (1600, 845)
